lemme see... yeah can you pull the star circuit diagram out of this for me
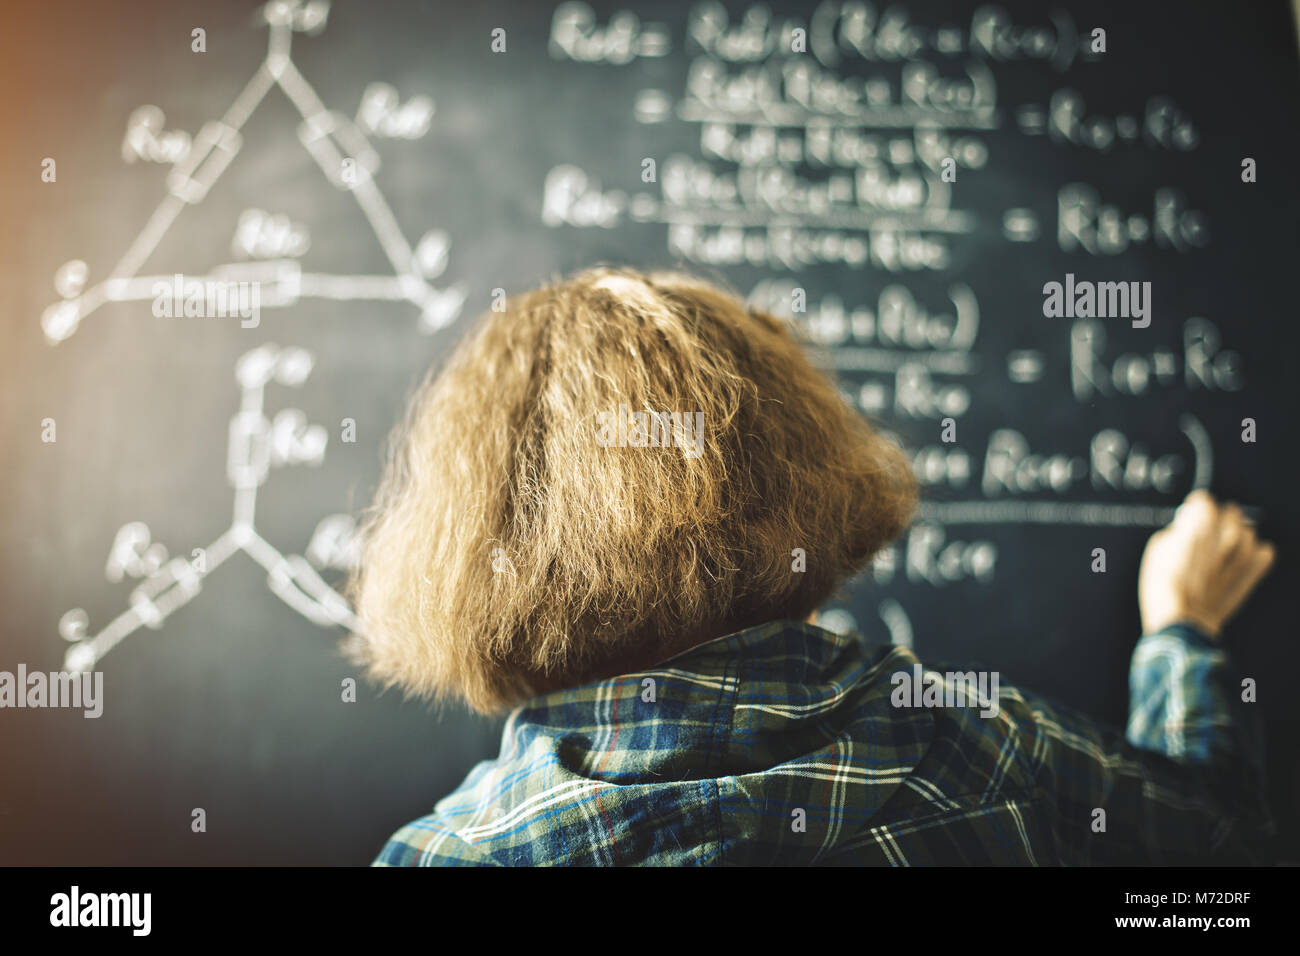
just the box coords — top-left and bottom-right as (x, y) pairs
(58, 345), (361, 671)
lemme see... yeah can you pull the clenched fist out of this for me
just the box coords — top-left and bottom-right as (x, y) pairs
(1139, 489), (1276, 639)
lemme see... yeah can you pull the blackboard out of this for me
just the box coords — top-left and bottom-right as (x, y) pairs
(1, 0), (1296, 865)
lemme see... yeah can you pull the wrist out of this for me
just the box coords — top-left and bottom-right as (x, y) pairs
(1144, 613), (1221, 641)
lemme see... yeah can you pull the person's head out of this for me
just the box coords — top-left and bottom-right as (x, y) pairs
(346, 267), (917, 713)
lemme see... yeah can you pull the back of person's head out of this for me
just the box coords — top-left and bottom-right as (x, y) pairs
(346, 267), (917, 713)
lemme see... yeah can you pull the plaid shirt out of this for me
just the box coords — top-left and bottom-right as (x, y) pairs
(373, 619), (1275, 865)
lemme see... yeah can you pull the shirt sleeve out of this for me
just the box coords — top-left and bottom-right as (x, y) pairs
(1004, 623), (1276, 865)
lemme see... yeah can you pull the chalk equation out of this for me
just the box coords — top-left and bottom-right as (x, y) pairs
(540, 0), (1239, 607)
(544, 3), (1209, 266)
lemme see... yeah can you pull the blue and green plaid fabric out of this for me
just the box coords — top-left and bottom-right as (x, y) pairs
(374, 619), (1275, 865)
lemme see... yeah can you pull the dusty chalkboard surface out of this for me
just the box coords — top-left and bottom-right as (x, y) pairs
(1, 0), (1296, 864)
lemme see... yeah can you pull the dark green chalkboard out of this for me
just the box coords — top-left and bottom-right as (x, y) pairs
(1, 0), (1296, 864)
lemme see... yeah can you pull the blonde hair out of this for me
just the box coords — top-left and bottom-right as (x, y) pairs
(346, 267), (917, 713)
